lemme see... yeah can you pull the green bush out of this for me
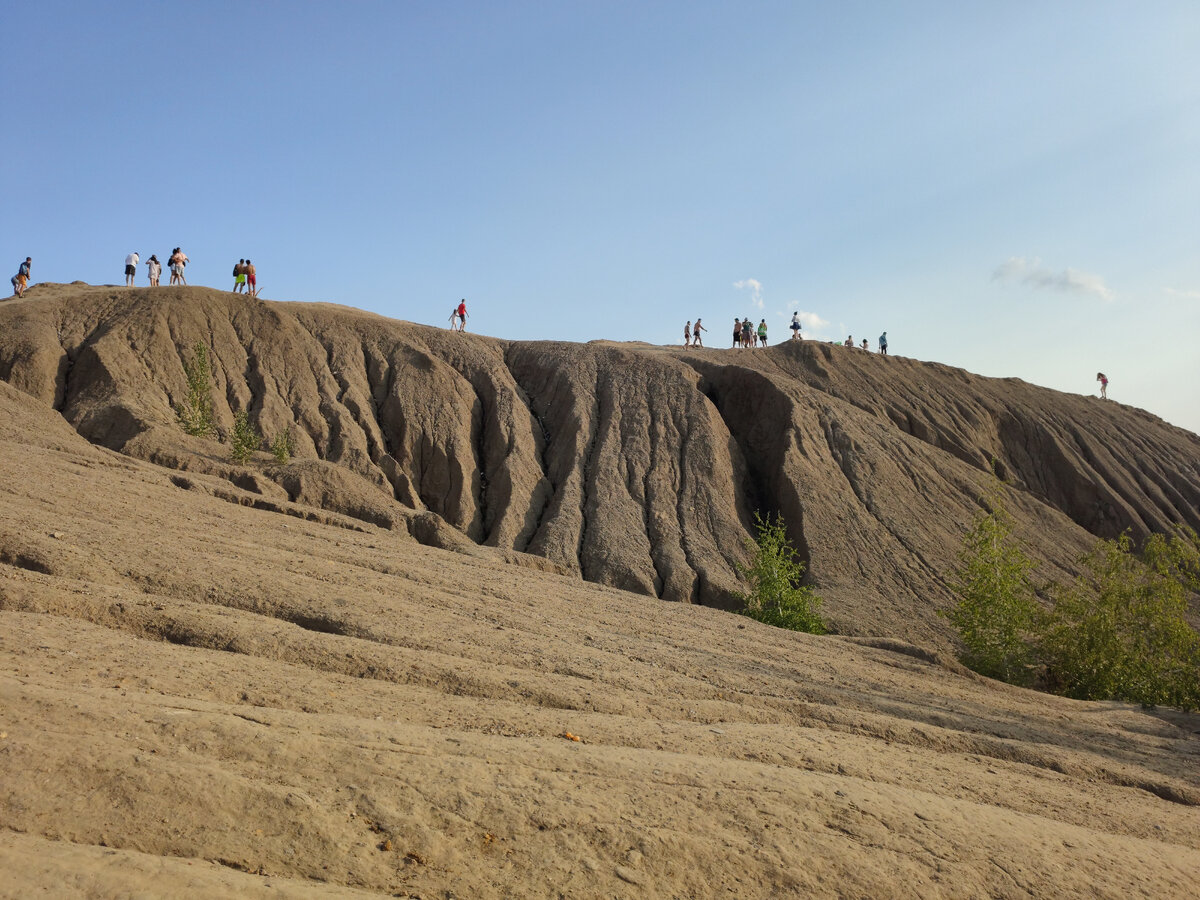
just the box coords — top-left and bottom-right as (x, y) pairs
(943, 485), (1041, 685)
(175, 342), (217, 438)
(1041, 532), (1200, 709)
(270, 426), (294, 465)
(737, 512), (826, 634)
(229, 408), (261, 465)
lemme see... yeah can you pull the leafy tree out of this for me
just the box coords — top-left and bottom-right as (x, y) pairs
(737, 512), (826, 634)
(270, 426), (295, 465)
(943, 485), (1041, 684)
(229, 408), (261, 465)
(175, 342), (216, 438)
(1041, 532), (1200, 709)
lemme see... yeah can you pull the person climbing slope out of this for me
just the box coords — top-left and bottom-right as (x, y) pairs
(1097, 372), (1109, 399)
(11, 257), (31, 297)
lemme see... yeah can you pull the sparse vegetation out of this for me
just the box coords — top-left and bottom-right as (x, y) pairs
(229, 408), (261, 464)
(175, 342), (217, 438)
(1041, 531), (1200, 709)
(270, 426), (295, 465)
(947, 484), (1200, 710)
(737, 512), (826, 634)
(943, 484), (1040, 685)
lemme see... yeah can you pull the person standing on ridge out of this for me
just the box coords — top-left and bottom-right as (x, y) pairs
(233, 259), (246, 292)
(684, 320), (692, 347)
(124, 251), (139, 287)
(1097, 372), (1108, 399)
(693, 318), (706, 346)
(245, 260), (257, 296)
(456, 299), (468, 332)
(879, 331), (888, 355)
(168, 249), (182, 285)
(147, 255), (161, 286)
(758, 319), (768, 346)
(11, 257), (31, 297)
(790, 312), (802, 340)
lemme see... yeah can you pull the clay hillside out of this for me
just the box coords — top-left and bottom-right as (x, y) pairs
(1, 283), (1199, 898)
(2, 283), (1198, 646)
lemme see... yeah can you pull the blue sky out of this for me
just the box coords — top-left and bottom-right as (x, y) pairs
(5, 1), (1199, 434)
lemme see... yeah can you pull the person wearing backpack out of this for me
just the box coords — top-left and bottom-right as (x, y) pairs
(233, 259), (246, 292)
(757, 319), (768, 347)
(878, 331), (888, 355)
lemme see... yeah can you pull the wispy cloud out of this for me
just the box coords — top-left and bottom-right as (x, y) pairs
(798, 311), (829, 333)
(1165, 287), (1200, 301)
(992, 256), (1114, 302)
(734, 278), (764, 309)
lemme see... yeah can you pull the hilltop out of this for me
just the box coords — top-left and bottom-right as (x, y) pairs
(1, 284), (1199, 897)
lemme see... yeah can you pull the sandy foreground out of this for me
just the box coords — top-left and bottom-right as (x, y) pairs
(1, 380), (1198, 898)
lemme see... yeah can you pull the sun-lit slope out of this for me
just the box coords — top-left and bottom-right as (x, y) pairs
(1, 381), (1198, 898)
(2, 283), (1199, 652)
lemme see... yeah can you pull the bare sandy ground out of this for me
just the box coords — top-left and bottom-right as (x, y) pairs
(1, 380), (1199, 897)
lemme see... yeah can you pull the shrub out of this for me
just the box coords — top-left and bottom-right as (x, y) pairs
(1040, 532), (1200, 710)
(737, 512), (826, 634)
(270, 426), (295, 465)
(175, 342), (216, 438)
(943, 485), (1041, 685)
(229, 408), (261, 465)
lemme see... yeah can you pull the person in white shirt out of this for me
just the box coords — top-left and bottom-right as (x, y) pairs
(124, 252), (139, 286)
(146, 255), (162, 286)
(790, 312), (802, 340)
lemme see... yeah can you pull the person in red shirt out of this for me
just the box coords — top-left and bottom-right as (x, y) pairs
(456, 300), (469, 332)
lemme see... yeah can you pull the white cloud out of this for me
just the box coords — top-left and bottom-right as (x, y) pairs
(992, 256), (1114, 302)
(1165, 287), (1200, 301)
(734, 278), (764, 309)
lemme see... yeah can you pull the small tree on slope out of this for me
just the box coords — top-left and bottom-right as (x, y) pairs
(944, 484), (1041, 685)
(737, 512), (826, 634)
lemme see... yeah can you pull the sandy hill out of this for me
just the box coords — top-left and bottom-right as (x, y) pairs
(1, 284), (1199, 897)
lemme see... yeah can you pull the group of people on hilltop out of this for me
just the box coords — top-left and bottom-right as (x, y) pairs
(448, 299), (470, 332)
(683, 318), (708, 346)
(839, 332), (888, 354)
(731, 317), (771, 348)
(122, 249), (190, 287)
(232, 259), (257, 295)
(681, 312), (888, 354)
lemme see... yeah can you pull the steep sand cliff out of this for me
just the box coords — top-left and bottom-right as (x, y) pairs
(3, 284), (1198, 649)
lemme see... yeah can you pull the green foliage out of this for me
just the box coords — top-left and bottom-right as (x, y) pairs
(270, 426), (295, 466)
(1040, 532), (1200, 710)
(737, 512), (826, 634)
(943, 485), (1041, 685)
(175, 342), (216, 438)
(1142, 525), (1200, 593)
(229, 408), (261, 465)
